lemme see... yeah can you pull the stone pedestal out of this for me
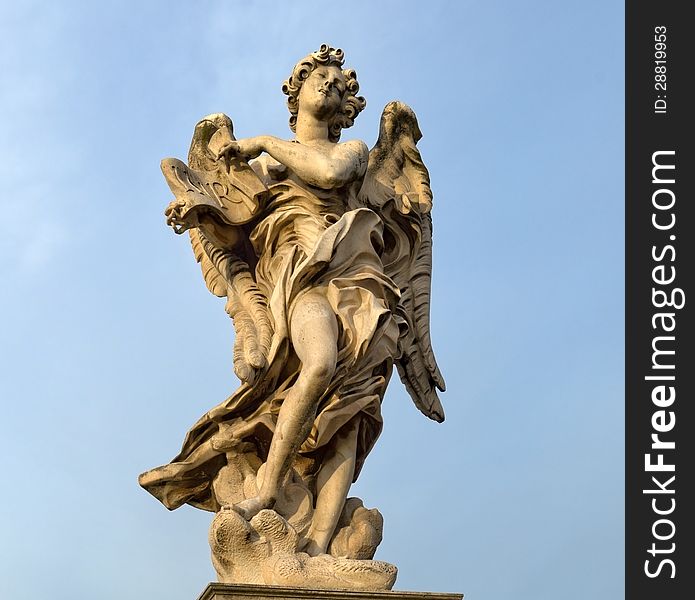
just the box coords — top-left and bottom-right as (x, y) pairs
(197, 584), (463, 600)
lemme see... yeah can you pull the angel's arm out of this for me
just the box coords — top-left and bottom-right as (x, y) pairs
(221, 136), (368, 190)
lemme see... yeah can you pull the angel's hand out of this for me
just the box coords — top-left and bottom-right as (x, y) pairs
(217, 136), (267, 162)
(165, 198), (190, 233)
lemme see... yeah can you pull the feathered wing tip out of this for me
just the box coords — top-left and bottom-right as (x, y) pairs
(190, 229), (273, 385)
(409, 215), (445, 390)
(225, 269), (273, 385)
(395, 215), (446, 423)
(396, 363), (445, 423)
(360, 102), (447, 422)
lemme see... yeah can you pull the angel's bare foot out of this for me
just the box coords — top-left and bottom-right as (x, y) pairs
(233, 495), (274, 520)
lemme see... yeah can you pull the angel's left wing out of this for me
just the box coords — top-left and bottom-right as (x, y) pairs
(358, 101), (446, 422)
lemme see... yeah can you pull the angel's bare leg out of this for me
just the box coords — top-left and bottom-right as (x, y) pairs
(235, 290), (338, 519)
(301, 417), (359, 556)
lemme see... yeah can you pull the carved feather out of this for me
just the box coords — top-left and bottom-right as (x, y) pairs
(359, 101), (446, 422)
(188, 226), (272, 385)
(409, 215), (445, 388)
(189, 229), (228, 297)
(225, 268), (273, 381)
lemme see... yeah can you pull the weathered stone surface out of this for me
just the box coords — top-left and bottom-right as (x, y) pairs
(209, 508), (395, 589)
(140, 44), (447, 590)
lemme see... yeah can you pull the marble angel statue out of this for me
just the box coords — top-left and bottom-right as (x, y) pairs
(139, 45), (446, 590)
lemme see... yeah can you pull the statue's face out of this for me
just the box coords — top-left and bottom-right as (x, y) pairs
(298, 65), (346, 121)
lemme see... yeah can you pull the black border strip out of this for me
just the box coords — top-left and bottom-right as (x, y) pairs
(626, 2), (694, 598)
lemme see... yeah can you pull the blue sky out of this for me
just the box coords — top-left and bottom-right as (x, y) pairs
(0, 1), (624, 599)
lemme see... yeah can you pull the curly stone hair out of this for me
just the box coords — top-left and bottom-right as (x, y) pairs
(282, 44), (366, 142)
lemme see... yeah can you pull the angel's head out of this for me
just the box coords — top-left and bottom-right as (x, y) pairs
(282, 44), (366, 142)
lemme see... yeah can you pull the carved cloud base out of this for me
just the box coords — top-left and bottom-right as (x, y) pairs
(209, 508), (397, 590)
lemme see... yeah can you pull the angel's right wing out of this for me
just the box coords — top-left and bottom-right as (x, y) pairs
(359, 102), (446, 422)
(160, 114), (273, 385)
